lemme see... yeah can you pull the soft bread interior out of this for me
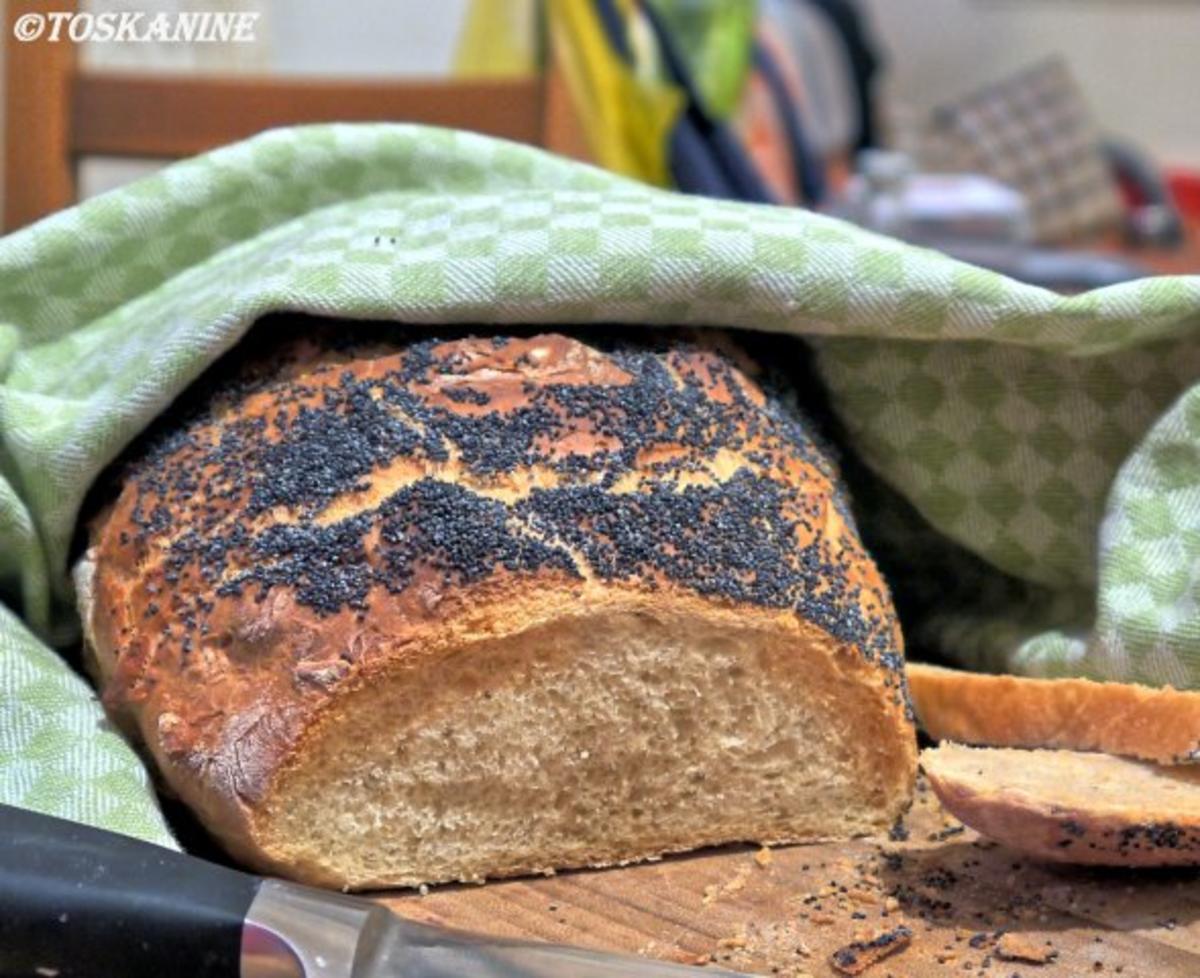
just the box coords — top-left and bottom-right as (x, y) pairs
(926, 743), (1200, 813)
(258, 606), (912, 889)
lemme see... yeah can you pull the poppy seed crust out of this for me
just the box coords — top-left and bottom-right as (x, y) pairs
(107, 324), (903, 683)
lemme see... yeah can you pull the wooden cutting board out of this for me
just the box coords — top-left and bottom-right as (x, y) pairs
(381, 778), (1200, 978)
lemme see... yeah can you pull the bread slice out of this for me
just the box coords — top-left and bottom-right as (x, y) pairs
(79, 324), (917, 889)
(908, 663), (1200, 765)
(922, 743), (1200, 866)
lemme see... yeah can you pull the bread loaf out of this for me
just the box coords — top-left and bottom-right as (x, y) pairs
(922, 744), (1200, 867)
(908, 663), (1200, 765)
(77, 323), (916, 888)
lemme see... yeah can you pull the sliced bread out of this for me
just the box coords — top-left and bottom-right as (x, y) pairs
(908, 663), (1200, 765)
(922, 743), (1200, 867)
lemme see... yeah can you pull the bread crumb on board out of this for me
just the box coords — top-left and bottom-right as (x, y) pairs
(652, 775), (1137, 977)
(996, 932), (1060, 964)
(755, 846), (773, 869)
(725, 864), (753, 895)
(829, 925), (913, 975)
(663, 948), (711, 966)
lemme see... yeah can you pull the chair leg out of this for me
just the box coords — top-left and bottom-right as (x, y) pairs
(4, 0), (78, 231)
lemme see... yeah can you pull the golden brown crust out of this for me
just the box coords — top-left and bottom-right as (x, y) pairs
(82, 323), (914, 877)
(922, 744), (1200, 868)
(908, 663), (1200, 765)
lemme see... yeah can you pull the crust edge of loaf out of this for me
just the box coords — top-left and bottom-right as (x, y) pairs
(908, 663), (1200, 765)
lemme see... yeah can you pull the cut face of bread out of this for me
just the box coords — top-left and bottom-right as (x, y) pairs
(263, 598), (911, 888)
(922, 744), (1200, 867)
(80, 323), (916, 888)
(908, 663), (1200, 765)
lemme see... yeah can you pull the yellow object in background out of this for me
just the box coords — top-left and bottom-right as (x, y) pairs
(454, 0), (539, 77)
(545, 0), (683, 186)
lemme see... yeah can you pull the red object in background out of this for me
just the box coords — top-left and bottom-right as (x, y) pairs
(1114, 170), (1148, 210)
(1168, 170), (1200, 220)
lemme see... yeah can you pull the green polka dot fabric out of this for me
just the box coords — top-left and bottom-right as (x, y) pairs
(0, 124), (1198, 841)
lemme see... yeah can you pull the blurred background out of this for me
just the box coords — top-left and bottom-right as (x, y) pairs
(4, 0), (1199, 287)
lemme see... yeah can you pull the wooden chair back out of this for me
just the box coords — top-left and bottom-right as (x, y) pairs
(3, 0), (585, 231)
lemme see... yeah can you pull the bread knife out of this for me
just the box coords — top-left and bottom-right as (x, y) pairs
(0, 803), (749, 978)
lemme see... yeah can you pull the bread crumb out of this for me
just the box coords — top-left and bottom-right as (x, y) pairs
(666, 949), (711, 966)
(717, 934), (747, 950)
(809, 913), (836, 926)
(996, 933), (1058, 964)
(830, 926), (913, 975)
(701, 883), (721, 907)
(721, 865), (752, 897)
(883, 896), (900, 912)
(755, 846), (773, 868)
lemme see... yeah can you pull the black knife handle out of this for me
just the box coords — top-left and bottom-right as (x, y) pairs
(0, 803), (261, 978)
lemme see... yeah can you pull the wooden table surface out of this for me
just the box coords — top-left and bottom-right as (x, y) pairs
(381, 777), (1200, 978)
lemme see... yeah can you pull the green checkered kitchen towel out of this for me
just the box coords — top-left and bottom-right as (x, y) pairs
(2, 124), (1199, 845)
